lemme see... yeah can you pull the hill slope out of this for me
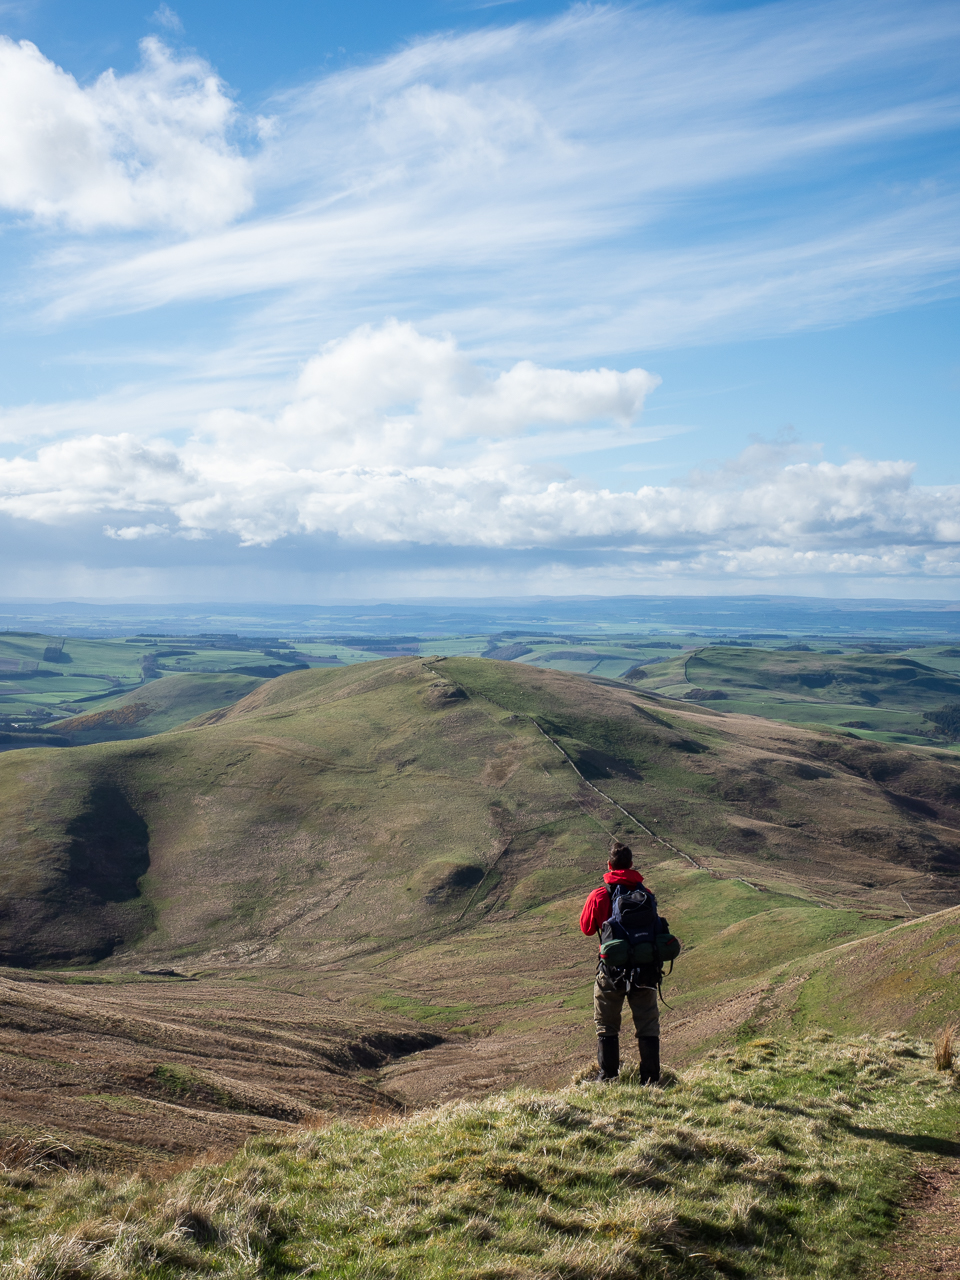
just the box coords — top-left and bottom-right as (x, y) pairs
(630, 645), (960, 744)
(3, 1031), (958, 1280)
(1, 656), (959, 993)
(4, 654), (960, 968)
(3, 656), (960, 1151)
(0, 969), (438, 1167)
(44, 672), (265, 744)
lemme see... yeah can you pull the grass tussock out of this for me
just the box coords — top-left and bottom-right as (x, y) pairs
(1, 1033), (957, 1280)
(933, 1022), (958, 1071)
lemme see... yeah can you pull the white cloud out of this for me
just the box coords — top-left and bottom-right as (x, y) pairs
(152, 5), (183, 34)
(258, 320), (660, 467)
(0, 35), (250, 230)
(103, 522), (169, 539)
(0, 321), (957, 580)
(33, 0), (960, 357)
(0, 4), (957, 597)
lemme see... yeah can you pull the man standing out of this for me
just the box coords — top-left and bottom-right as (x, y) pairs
(579, 840), (668, 1084)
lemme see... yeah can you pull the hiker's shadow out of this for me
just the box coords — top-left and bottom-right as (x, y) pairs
(845, 1125), (960, 1158)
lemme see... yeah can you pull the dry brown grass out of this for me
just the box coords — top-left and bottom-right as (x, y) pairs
(0, 1136), (73, 1173)
(0, 973), (438, 1168)
(3, 1034), (958, 1280)
(933, 1022), (958, 1071)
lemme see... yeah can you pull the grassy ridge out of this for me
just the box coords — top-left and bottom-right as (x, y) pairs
(46, 674), (266, 743)
(3, 1033), (956, 1279)
(773, 904), (960, 1039)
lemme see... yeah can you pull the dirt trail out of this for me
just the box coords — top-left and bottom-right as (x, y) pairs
(883, 1155), (960, 1278)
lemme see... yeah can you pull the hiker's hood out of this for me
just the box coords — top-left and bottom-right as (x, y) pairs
(603, 868), (644, 886)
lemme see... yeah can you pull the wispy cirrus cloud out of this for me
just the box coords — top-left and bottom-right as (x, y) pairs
(24, 0), (959, 355)
(151, 5), (183, 34)
(1, 2), (959, 596)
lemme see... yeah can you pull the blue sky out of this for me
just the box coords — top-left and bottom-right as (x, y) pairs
(0, 0), (957, 601)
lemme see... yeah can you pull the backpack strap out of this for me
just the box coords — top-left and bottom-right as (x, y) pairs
(657, 975), (675, 1009)
(596, 882), (614, 936)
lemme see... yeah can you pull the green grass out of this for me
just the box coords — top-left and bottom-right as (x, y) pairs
(3, 1033), (956, 1279)
(613, 644), (960, 747)
(770, 908), (960, 1040)
(44, 673), (266, 742)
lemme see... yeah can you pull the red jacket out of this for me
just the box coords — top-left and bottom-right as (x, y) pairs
(579, 868), (645, 937)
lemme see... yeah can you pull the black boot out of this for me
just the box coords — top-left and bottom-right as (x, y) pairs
(637, 1036), (660, 1085)
(597, 1034), (620, 1082)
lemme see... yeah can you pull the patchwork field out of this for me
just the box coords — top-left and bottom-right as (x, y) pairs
(5, 625), (960, 755)
(0, 632), (387, 734)
(625, 644), (960, 748)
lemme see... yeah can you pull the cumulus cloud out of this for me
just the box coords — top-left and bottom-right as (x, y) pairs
(103, 522), (170, 540)
(226, 320), (660, 469)
(0, 321), (957, 580)
(0, 35), (251, 230)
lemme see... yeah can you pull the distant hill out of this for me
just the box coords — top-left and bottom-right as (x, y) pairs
(1, 653), (958, 1018)
(44, 673), (265, 743)
(685, 647), (960, 708)
(2, 654), (960, 1166)
(627, 645), (960, 745)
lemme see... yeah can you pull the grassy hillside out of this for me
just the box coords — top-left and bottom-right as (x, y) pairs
(45, 673), (265, 744)
(655, 896), (960, 1057)
(2, 1032), (957, 1279)
(2, 657), (960, 1070)
(628, 645), (960, 747)
(2, 650), (960, 1224)
(6, 653), (960, 969)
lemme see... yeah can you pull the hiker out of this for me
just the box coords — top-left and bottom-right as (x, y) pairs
(579, 840), (679, 1084)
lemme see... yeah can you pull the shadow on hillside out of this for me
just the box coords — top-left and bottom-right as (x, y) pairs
(846, 1125), (960, 1157)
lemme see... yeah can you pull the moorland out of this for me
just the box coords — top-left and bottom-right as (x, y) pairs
(6, 624), (960, 753)
(1, 651), (960, 1276)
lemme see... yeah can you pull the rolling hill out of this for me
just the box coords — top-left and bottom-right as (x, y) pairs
(2, 655), (959, 1274)
(4, 654), (960, 969)
(0, 650), (957, 1162)
(628, 644), (960, 745)
(2, 656), (959, 1058)
(44, 672), (265, 744)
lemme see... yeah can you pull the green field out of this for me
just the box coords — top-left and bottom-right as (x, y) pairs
(0, 633), (344, 732)
(6, 625), (960, 752)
